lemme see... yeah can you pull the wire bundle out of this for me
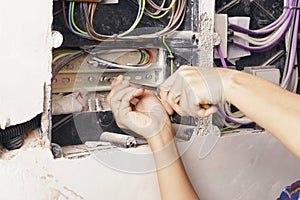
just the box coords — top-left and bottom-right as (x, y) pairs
(52, 49), (85, 77)
(62, 0), (187, 41)
(89, 49), (154, 69)
(216, 0), (300, 127)
(228, 0), (300, 90)
(229, 0), (297, 52)
(52, 48), (154, 75)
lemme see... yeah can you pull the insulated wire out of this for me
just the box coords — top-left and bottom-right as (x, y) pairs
(281, 0), (300, 88)
(217, 46), (227, 68)
(216, 47), (253, 126)
(162, 36), (174, 74)
(78, 0), (186, 41)
(228, 0), (294, 35)
(147, 10), (169, 19)
(118, 0), (145, 37)
(68, 2), (91, 38)
(71, 2), (88, 35)
(87, 49), (153, 69)
(233, 20), (291, 46)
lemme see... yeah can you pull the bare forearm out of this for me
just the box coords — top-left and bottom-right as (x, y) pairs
(219, 68), (300, 158)
(148, 127), (199, 200)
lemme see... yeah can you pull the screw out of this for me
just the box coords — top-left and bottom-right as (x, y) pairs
(145, 74), (152, 80)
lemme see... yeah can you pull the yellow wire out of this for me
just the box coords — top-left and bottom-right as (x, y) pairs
(162, 36), (174, 74)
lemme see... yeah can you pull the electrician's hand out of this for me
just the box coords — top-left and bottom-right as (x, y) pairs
(107, 75), (171, 139)
(160, 66), (227, 118)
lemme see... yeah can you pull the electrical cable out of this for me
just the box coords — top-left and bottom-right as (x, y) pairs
(71, 2), (89, 35)
(228, 0), (294, 35)
(216, 46), (253, 126)
(231, 19), (292, 52)
(281, 0), (300, 88)
(52, 50), (85, 78)
(68, 2), (91, 38)
(162, 36), (174, 74)
(229, 0), (300, 56)
(63, 0), (187, 41)
(217, 45), (228, 68)
(84, 48), (153, 69)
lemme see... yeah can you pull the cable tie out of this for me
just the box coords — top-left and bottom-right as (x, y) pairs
(284, 6), (300, 10)
(167, 55), (175, 60)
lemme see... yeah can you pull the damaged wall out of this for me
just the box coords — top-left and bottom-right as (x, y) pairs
(0, 0), (52, 129)
(0, 131), (299, 200)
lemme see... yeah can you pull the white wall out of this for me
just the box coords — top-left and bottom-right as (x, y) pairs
(0, 132), (299, 200)
(0, 1), (52, 129)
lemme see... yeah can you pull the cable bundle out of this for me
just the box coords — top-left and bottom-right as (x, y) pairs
(228, 0), (300, 90)
(217, 0), (300, 128)
(52, 48), (154, 76)
(88, 49), (154, 69)
(62, 0), (187, 41)
(229, 0), (296, 52)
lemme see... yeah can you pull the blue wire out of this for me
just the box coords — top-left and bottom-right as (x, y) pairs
(68, 2), (91, 38)
(52, 51), (83, 73)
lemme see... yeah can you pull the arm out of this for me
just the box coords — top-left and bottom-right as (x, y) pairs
(160, 66), (300, 159)
(220, 68), (300, 159)
(107, 75), (199, 200)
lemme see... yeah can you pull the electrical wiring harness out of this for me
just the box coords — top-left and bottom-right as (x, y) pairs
(52, 48), (155, 76)
(216, 0), (300, 128)
(228, 0), (299, 90)
(62, 0), (187, 41)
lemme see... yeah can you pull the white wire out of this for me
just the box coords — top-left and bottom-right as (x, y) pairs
(233, 19), (290, 46)
(224, 103), (245, 118)
(52, 53), (73, 64)
(221, 105), (253, 123)
(91, 57), (152, 69)
(223, 120), (242, 129)
(292, 67), (299, 93)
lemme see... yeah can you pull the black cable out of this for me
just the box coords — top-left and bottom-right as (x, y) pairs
(0, 114), (41, 150)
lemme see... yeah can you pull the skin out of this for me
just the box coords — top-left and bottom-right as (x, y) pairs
(107, 75), (199, 200)
(160, 66), (300, 159)
(108, 66), (300, 199)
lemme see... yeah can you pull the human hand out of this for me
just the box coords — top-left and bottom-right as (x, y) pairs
(107, 75), (171, 139)
(160, 66), (227, 117)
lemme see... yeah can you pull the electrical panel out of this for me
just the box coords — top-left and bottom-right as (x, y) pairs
(51, 0), (300, 158)
(51, 0), (208, 156)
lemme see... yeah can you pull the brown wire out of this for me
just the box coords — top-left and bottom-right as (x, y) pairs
(79, 0), (187, 40)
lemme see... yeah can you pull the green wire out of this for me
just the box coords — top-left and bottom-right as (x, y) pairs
(221, 126), (233, 132)
(71, 2), (88, 35)
(147, 10), (169, 19)
(162, 36), (174, 74)
(53, 50), (78, 58)
(140, 50), (149, 64)
(118, 0), (146, 37)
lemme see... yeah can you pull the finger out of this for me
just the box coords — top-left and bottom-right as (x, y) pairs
(177, 90), (197, 116)
(160, 99), (174, 115)
(118, 88), (144, 113)
(197, 106), (218, 118)
(111, 75), (124, 88)
(107, 79), (130, 106)
(109, 87), (137, 115)
(160, 73), (178, 90)
(202, 106), (218, 117)
(160, 87), (188, 116)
